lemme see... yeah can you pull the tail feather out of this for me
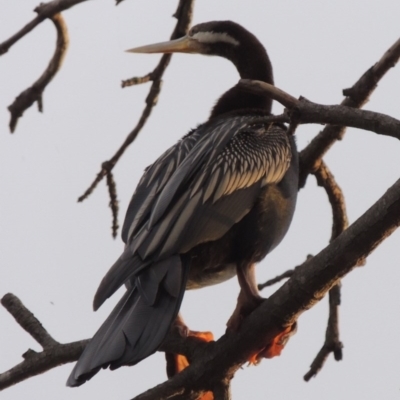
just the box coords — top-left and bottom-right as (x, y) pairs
(93, 250), (149, 311)
(67, 256), (186, 387)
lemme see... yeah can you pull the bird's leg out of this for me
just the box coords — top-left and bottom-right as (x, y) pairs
(227, 263), (297, 361)
(166, 313), (214, 377)
(226, 263), (262, 331)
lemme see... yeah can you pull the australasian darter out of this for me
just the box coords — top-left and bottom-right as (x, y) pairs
(67, 20), (299, 387)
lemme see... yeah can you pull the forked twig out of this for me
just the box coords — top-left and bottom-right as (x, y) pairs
(8, 13), (69, 132)
(77, 0), (196, 237)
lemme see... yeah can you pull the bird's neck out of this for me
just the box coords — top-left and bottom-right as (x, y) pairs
(210, 44), (274, 119)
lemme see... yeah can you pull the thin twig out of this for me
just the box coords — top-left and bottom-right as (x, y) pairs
(303, 161), (348, 380)
(0, 0), (87, 55)
(106, 169), (119, 238)
(258, 270), (294, 290)
(304, 284), (343, 381)
(313, 161), (349, 241)
(258, 255), (312, 291)
(298, 37), (400, 188)
(77, 0), (195, 237)
(8, 13), (69, 132)
(122, 73), (153, 88)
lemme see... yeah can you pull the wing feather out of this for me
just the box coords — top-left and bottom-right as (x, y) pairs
(130, 118), (292, 260)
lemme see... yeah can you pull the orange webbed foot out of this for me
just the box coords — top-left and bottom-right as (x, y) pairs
(166, 319), (214, 400)
(248, 322), (297, 365)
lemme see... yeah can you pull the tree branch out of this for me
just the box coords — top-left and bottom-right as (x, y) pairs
(303, 161), (349, 380)
(0, 293), (89, 390)
(8, 13), (69, 132)
(1, 293), (58, 349)
(239, 79), (400, 141)
(258, 254), (314, 291)
(313, 161), (349, 244)
(76, 0), (195, 237)
(298, 37), (400, 188)
(129, 177), (400, 399)
(0, 0), (87, 56)
(303, 283), (343, 381)
(0, 293), (205, 392)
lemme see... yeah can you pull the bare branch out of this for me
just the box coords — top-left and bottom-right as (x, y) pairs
(239, 79), (400, 141)
(1, 293), (58, 349)
(304, 283), (343, 381)
(0, 293), (90, 391)
(8, 13), (69, 132)
(258, 269), (294, 290)
(0, 339), (88, 391)
(122, 73), (153, 88)
(298, 37), (400, 188)
(0, 0), (87, 56)
(0, 293), (206, 392)
(77, 0), (194, 233)
(258, 255), (314, 291)
(303, 162), (348, 379)
(106, 168), (119, 238)
(313, 161), (349, 241)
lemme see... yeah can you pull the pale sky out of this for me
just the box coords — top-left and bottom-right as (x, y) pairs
(1, 1), (400, 399)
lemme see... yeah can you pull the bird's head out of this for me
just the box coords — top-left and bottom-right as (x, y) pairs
(126, 21), (258, 63)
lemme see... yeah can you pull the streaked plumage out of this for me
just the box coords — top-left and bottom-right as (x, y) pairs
(67, 20), (298, 387)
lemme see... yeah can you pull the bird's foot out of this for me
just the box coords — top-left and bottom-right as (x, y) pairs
(166, 317), (214, 400)
(226, 290), (297, 364)
(248, 322), (297, 365)
(167, 314), (214, 376)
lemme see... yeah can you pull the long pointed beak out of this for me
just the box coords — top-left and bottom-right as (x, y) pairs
(126, 36), (201, 54)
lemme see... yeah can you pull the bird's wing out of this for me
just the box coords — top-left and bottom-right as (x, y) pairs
(129, 116), (292, 260)
(121, 128), (204, 243)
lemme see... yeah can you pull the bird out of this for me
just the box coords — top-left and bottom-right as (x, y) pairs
(67, 20), (299, 387)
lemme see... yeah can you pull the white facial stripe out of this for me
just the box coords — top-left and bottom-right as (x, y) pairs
(191, 31), (239, 46)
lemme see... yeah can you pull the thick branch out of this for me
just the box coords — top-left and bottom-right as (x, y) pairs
(131, 178), (400, 399)
(239, 79), (400, 141)
(8, 13), (69, 132)
(298, 37), (400, 187)
(0, 0), (87, 55)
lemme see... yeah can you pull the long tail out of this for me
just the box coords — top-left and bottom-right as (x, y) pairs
(67, 255), (187, 387)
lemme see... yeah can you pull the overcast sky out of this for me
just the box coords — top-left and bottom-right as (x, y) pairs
(1, 1), (400, 399)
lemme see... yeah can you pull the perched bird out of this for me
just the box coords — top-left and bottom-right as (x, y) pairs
(67, 20), (298, 387)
